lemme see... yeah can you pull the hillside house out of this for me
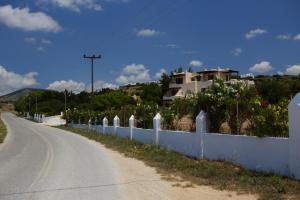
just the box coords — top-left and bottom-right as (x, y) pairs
(163, 68), (252, 103)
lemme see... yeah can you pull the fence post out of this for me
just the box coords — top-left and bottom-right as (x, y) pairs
(41, 114), (45, 123)
(88, 118), (91, 130)
(153, 113), (161, 145)
(129, 115), (135, 140)
(94, 118), (97, 132)
(288, 93), (300, 180)
(196, 110), (207, 159)
(103, 117), (108, 134)
(113, 115), (120, 135)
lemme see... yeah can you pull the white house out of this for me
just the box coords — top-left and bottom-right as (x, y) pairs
(163, 67), (253, 103)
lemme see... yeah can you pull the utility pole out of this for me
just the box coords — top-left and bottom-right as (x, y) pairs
(64, 89), (67, 113)
(83, 54), (101, 94)
(35, 96), (38, 113)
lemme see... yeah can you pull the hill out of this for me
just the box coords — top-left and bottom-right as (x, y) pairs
(0, 88), (47, 103)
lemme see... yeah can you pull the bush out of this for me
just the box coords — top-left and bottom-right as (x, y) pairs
(246, 100), (289, 137)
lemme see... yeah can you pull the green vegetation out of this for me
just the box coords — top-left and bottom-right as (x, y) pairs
(14, 74), (300, 137)
(58, 125), (300, 200)
(140, 83), (162, 104)
(255, 75), (300, 104)
(0, 113), (7, 143)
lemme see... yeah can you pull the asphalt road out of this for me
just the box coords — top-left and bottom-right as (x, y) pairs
(0, 113), (123, 200)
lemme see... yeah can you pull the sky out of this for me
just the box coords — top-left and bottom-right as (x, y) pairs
(0, 0), (300, 95)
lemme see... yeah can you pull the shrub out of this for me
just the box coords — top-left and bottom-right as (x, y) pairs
(246, 99), (289, 137)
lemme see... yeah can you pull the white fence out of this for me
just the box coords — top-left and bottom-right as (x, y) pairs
(69, 93), (300, 180)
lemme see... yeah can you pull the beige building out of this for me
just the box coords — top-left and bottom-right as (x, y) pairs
(163, 68), (251, 103)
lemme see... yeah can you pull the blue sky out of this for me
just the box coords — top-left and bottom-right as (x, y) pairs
(0, 0), (299, 95)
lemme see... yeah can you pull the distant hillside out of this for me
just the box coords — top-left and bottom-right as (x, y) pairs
(0, 88), (47, 103)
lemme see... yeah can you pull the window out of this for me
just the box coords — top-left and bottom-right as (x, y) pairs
(176, 77), (183, 84)
(171, 90), (178, 96)
(208, 74), (214, 80)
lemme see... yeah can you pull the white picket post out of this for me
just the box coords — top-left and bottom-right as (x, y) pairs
(88, 118), (91, 130)
(103, 117), (108, 134)
(129, 115), (135, 140)
(113, 115), (120, 134)
(196, 110), (207, 159)
(288, 93), (300, 180)
(153, 113), (161, 145)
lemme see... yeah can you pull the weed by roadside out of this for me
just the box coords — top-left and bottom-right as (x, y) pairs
(0, 113), (7, 143)
(57, 125), (300, 200)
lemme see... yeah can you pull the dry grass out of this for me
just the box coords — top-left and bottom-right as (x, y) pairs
(57, 125), (300, 200)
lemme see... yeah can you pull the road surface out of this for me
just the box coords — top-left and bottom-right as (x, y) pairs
(0, 113), (123, 200)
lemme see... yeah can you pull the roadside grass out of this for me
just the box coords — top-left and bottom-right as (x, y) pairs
(0, 112), (7, 143)
(57, 125), (300, 200)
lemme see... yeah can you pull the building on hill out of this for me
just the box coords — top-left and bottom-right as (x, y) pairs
(163, 67), (254, 103)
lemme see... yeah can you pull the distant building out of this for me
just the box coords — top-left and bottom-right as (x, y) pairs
(163, 67), (253, 103)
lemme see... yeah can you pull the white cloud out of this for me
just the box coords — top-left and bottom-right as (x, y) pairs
(0, 65), (38, 96)
(136, 28), (161, 37)
(103, 0), (130, 2)
(232, 48), (242, 56)
(86, 80), (117, 92)
(249, 61), (273, 73)
(122, 64), (146, 74)
(277, 71), (284, 76)
(0, 5), (61, 32)
(294, 34), (300, 41)
(154, 68), (167, 80)
(182, 50), (199, 55)
(36, 46), (45, 52)
(116, 64), (151, 85)
(41, 38), (52, 45)
(156, 44), (178, 49)
(245, 28), (267, 39)
(47, 80), (86, 93)
(24, 37), (37, 44)
(276, 34), (291, 40)
(47, 79), (116, 93)
(189, 60), (203, 67)
(285, 65), (300, 76)
(166, 44), (178, 48)
(42, 0), (102, 12)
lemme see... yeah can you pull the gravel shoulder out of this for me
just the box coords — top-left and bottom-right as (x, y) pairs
(88, 139), (257, 200)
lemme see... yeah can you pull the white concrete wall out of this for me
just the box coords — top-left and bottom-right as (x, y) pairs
(117, 127), (130, 138)
(159, 130), (199, 158)
(105, 126), (114, 135)
(288, 93), (300, 179)
(204, 133), (290, 175)
(69, 122), (294, 178)
(132, 128), (155, 144)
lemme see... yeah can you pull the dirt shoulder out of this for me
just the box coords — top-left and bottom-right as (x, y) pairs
(92, 139), (257, 200)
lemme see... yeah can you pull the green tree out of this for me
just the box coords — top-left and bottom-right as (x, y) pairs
(160, 73), (170, 94)
(140, 83), (162, 104)
(91, 91), (135, 111)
